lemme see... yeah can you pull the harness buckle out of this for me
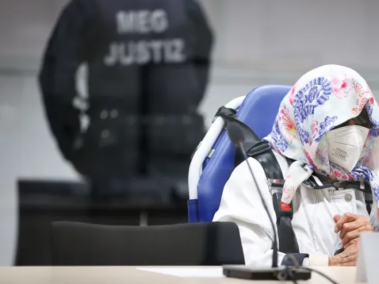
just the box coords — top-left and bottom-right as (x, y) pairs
(273, 192), (294, 220)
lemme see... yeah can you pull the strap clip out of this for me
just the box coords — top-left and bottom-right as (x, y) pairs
(359, 177), (365, 190)
(267, 179), (285, 194)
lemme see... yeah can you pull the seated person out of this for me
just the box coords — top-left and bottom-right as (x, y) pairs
(213, 64), (379, 267)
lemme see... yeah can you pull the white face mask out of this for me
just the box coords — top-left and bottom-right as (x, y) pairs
(326, 125), (370, 172)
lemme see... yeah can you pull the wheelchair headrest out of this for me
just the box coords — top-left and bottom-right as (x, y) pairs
(195, 85), (292, 222)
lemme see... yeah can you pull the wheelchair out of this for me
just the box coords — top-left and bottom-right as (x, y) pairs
(187, 85), (292, 222)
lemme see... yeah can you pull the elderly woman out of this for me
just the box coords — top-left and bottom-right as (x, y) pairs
(213, 65), (379, 267)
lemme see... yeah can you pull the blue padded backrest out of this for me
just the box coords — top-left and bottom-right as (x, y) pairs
(196, 85), (291, 222)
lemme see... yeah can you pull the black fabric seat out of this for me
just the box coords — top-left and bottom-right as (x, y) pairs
(51, 221), (244, 266)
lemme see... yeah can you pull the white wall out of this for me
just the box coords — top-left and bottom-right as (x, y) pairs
(1, 0), (379, 265)
(208, 0), (379, 69)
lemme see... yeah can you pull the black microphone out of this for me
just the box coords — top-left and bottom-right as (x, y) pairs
(222, 118), (314, 281)
(226, 120), (279, 269)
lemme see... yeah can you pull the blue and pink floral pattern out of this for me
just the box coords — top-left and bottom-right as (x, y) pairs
(264, 65), (379, 230)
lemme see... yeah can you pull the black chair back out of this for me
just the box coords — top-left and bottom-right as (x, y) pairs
(51, 221), (245, 266)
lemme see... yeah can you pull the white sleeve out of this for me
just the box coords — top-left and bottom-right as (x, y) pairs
(213, 157), (287, 267)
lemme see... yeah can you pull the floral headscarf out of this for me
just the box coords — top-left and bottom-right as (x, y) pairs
(264, 64), (379, 230)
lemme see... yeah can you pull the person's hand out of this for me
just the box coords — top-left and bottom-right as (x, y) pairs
(328, 241), (359, 266)
(334, 213), (372, 248)
(328, 213), (373, 266)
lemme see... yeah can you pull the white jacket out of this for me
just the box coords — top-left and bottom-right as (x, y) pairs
(213, 150), (369, 266)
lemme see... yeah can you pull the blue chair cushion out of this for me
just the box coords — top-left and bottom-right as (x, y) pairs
(195, 85), (291, 222)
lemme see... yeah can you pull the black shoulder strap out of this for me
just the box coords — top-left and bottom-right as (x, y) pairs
(216, 106), (299, 254)
(215, 107), (283, 177)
